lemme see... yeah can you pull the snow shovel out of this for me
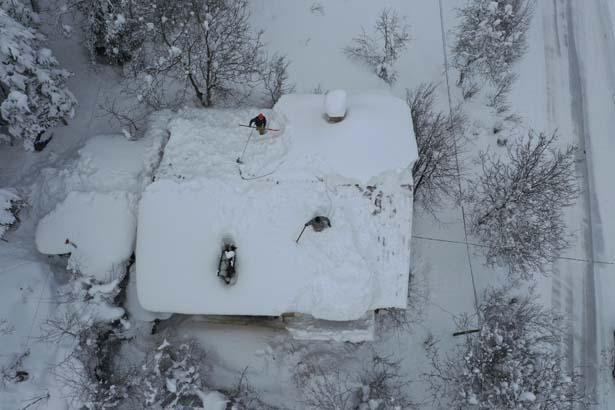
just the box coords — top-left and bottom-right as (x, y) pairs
(236, 129), (254, 164)
(238, 124), (280, 132)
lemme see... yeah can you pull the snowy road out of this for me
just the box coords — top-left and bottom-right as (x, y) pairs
(543, 0), (615, 406)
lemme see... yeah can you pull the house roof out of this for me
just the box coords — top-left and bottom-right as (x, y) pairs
(136, 92), (417, 321)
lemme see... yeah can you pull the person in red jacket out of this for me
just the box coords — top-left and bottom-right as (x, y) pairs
(249, 113), (267, 135)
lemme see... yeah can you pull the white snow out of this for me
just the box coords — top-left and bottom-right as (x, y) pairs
(137, 93), (416, 321)
(519, 391), (536, 402)
(35, 191), (137, 281)
(324, 89), (347, 118)
(75, 134), (153, 193)
(276, 93), (417, 183)
(125, 264), (172, 322)
(196, 391), (228, 410)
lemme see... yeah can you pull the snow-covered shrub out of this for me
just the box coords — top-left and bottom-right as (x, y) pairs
(0, 189), (24, 240)
(62, 334), (209, 409)
(424, 286), (587, 409)
(260, 53), (295, 108)
(75, 0), (149, 65)
(0, 6), (76, 150)
(138, 338), (207, 408)
(0, 0), (39, 25)
(344, 8), (410, 85)
(468, 131), (578, 278)
(407, 83), (465, 214)
(58, 323), (138, 409)
(452, 0), (534, 97)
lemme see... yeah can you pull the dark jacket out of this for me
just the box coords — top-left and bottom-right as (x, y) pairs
(249, 115), (267, 128)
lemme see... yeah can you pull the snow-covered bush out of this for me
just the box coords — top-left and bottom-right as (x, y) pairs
(0, 5), (76, 150)
(452, 0), (534, 97)
(260, 53), (295, 108)
(424, 286), (587, 409)
(468, 131), (578, 277)
(0, 189), (24, 240)
(407, 83), (465, 214)
(137, 338), (207, 408)
(344, 8), (410, 85)
(70, 0), (149, 65)
(0, 0), (39, 25)
(61, 334), (209, 409)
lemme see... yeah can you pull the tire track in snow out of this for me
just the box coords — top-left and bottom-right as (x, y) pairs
(563, 0), (599, 401)
(544, 0), (599, 402)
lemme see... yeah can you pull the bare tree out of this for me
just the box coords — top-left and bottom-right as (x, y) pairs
(294, 351), (414, 410)
(128, 0), (263, 108)
(452, 0), (534, 97)
(406, 83), (465, 214)
(295, 362), (356, 410)
(424, 286), (587, 409)
(487, 72), (518, 114)
(344, 8), (410, 85)
(356, 353), (415, 409)
(260, 53), (295, 108)
(224, 368), (275, 409)
(467, 131), (578, 277)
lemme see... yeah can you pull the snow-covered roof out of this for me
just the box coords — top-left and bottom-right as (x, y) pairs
(136, 92), (417, 321)
(36, 191), (137, 281)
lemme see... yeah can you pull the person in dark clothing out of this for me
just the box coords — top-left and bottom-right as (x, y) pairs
(249, 113), (267, 135)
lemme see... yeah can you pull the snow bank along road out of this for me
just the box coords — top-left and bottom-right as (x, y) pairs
(544, 0), (615, 406)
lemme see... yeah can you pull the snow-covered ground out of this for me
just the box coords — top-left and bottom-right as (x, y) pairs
(1, 0), (615, 408)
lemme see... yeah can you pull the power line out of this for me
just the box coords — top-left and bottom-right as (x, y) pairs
(411, 234), (614, 266)
(437, 0), (480, 320)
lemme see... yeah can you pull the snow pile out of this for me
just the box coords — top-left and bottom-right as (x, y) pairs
(36, 191), (137, 281)
(324, 89), (347, 118)
(137, 93), (416, 321)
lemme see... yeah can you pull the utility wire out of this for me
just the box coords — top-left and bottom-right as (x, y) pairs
(437, 0), (481, 321)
